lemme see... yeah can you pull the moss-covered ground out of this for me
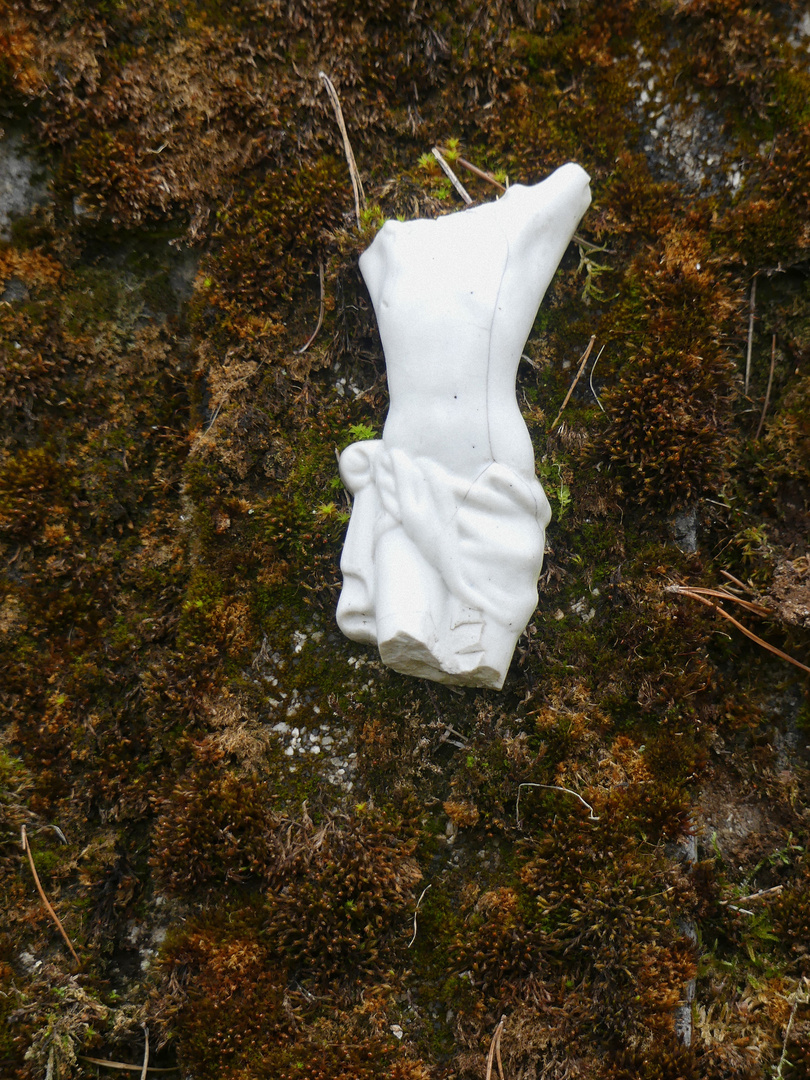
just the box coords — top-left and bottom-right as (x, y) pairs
(1, 0), (809, 1076)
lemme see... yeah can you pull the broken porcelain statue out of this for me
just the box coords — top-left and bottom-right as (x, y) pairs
(337, 162), (591, 690)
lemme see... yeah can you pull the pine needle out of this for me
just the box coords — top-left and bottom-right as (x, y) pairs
(79, 1058), (179, 1074)
(667, 586), (810, 675)
(754, 332), (777, 441)
(297, 261), (325, 354)
(20, 825), (80, 968)
(516, 783), (599, 827)
(140, 1026), (150, 1080)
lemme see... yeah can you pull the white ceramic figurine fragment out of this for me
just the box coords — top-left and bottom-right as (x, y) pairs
(337, 162), (592, 689)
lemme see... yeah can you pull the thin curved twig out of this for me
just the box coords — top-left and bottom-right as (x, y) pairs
(516, 783), (599, 827)
(754, 332), (776, 440)
(589, 342), (606, 413)
(297, 262), (325, 354)
(744, 274), (757, 396)
(408, 884), (432, 948)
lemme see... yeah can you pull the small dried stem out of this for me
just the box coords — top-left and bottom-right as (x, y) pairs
(668, 587), (810, 675)
(495, 1020), (506, 1080)
(755, 332), (777, 441)
(437, 148), (505, 192)
(573, 233), (611, 252)
(431, 147), (472, 205)
(319, 72), (365, 225)
(775, 980), (808, 1080)
(297, 261), (325, 354)
(744, 274), (757, 396)
(551, 335), (597, 430)
(516, 783), (599, 827)
(20, 825), (80, 968)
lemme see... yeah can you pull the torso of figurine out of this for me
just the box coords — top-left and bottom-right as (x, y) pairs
(360, 209), (536, 482)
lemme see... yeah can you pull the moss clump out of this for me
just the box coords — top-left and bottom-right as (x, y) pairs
(197, 157), (348, 342)
(596, 229), (737, 506)
(265, 806), (421, 987)
(601, 1036), (700, 1080)
(162, 923), (291, 1080)
(55, 131), (173, 231)
(270, 1041), (429, 1080)
(772, 870), (810, 976)
(1, 0), (809, 1076)
(758, 374), (810, 498)
(0, 2), (44, 97)
(151, 761), (279, 893)
(0, 447), (68, 540)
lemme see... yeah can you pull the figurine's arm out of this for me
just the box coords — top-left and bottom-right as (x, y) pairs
(494, 164), (590, 340)
(486, 164), (591, 467)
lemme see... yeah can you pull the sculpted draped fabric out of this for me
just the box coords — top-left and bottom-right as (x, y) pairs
(337, 163), (592, 689)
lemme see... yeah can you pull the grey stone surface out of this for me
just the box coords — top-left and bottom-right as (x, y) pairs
(0, 128), (50, 240)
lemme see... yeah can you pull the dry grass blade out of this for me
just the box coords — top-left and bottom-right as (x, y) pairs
(775, 979), (809, 1080)
(319, 72), (365, 225)
(755, 332), (777, 440)
(297, 261), (325, 354)
(431, 147), (472, 205)
(551, 335), (597, 429)
(20, 825), (80, 968)
(668, 587), (810, 675)
(140, 1026), (150, 1080)
(495, 1020), (506, 1080)
(407, 883), (432, 948)
(720, 884), (783, 906)
(744, 273), (757, 396)
(485, 1018), (506, 1080)
(589, 342), (607, 413)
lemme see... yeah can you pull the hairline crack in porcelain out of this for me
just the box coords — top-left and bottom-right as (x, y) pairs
(337, 162), (592, 689)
